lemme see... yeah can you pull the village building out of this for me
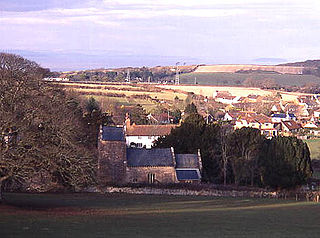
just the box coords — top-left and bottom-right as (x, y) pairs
(280, 120), (302, 134)
(98, 126), (202, 185)
(234, 113), (278, 137)
(124, 117), (176, 148)
(271, 113), (296, 123)
(213, 91), (241, 104)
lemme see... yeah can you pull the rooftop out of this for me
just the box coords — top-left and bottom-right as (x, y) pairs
(175, 154), (199, 168)
(126, 124), (176, 136)
(176, 169), (201, 181)
(101, 126), (125, 141)
(127, 148), (174, 167)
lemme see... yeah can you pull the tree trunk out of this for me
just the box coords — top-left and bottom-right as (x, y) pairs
(223, 162), (227, 186)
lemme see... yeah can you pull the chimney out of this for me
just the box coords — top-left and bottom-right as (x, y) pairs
(170, 147), (176, 167)
(197, 149), (203, 172)
(125, 113), (131, 130)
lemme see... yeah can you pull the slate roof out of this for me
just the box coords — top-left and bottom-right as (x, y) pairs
(127, 148), (174, 167)
(272, 113), (295, 118)
(176, 169), (201, 181)
(175, 154), (199, 168)
(126, 124), (176, 136)
(272, 113), (286, 118)
(101, 126), (125, 141)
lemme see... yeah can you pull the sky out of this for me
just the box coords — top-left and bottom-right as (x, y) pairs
(0, 0), (320, 71)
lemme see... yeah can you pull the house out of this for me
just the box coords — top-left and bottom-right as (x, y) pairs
(246, 94), (260, 103)
(314, 110), (320, 118)
(147, 113), (174, 124)
(98, 126), (202, 185)
(234, 113), (278, 137)
(281, 120), (302, 133)
(213, 91), (241, 104)
(223, 111), (255, 121)
(303, 122), (318, 129)
(125, 117), (176, 148)
(271, 113), (296, 123)
(215, 95), (241, 105)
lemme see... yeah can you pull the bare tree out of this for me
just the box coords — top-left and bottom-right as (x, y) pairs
(0, 53), (96, 202)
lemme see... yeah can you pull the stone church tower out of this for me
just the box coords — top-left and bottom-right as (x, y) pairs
(97, 126), (127, 185)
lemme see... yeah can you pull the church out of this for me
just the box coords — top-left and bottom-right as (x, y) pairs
(98, 126), (202, 185)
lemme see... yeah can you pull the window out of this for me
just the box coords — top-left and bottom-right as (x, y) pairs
(147, 173), (156, 184)
(137, 143), (143, 148)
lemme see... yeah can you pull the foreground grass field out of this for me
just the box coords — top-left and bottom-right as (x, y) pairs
(0, 193), (319, 238)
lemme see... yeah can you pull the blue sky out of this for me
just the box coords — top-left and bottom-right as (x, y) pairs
(1, 0), (320, 71)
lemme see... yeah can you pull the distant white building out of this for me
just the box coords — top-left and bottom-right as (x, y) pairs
(43, 77), (69, 82)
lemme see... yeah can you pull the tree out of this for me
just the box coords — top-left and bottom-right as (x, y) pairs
(0, 53), (96, 202)
(130, 104), (148, 125)
(228, 128), (264, 186)
(184, 102), (198, 115)
(83, 97), (114, 148)
(219, 124), (233, 185)
(259, 136), (312, 189)
(154, 112), (221, 182)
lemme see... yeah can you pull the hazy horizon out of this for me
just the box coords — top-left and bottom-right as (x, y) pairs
(1, 0), (319, 71)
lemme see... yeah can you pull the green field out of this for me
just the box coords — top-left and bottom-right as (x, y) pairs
(1, 193), (319, 238)
(180, 72), (320, 87)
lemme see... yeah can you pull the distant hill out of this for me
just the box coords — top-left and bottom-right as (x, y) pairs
(279, 59), (320, 68)
(279, 60), (320, 77)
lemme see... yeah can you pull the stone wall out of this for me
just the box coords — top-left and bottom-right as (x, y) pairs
(102, 186), (278, 198)
(126, 166), (177, 184)
(98, 140), (127, 185)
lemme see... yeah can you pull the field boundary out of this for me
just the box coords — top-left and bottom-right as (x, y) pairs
(97, 186), (320, 201)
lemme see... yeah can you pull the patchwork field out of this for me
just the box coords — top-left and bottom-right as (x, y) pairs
(0, 193), (319, 238)
(158, 84), (309, 102)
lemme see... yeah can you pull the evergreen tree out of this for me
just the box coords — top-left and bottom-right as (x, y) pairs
(259, 136), (312, 189)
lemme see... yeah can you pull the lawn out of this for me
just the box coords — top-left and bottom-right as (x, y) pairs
(0, 193), (319, 238)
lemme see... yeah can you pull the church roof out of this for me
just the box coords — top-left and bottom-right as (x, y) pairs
(102, 126), (125, 141)
(176, 169), (201, 181)
(127, 148), (174, 167)
(175, 154), (199, 168)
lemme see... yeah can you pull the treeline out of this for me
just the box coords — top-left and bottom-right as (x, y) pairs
(0, 53), (111, 199)
(67, 67), (175, 82)
(154, 107), (312, 189)
(65, 66), (196, 83)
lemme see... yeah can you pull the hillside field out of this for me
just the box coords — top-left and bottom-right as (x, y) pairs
(1, 193), (320, 238)
(180, 72), (320, 87)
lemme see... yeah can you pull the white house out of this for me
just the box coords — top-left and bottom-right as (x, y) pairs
(124, 118), (176, 148)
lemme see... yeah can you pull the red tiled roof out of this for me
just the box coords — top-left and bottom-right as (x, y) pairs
(126, 124), (176, 136)
(281, 120), (301, 130)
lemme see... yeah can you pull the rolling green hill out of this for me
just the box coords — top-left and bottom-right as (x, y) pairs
(180, 72), (320, 87)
